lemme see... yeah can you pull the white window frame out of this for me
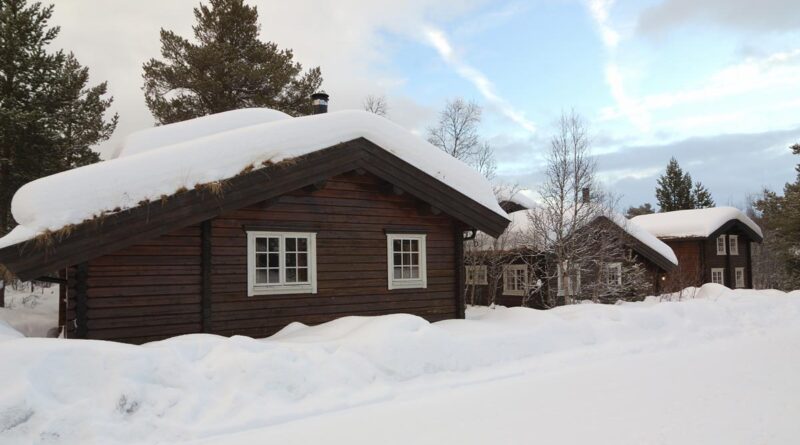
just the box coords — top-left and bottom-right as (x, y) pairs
(247, 231), (317, 296)
(735, 267), (745, 288)
(557, 262), (581, 296)
(728, 235), (739, 255)
(716, 235), (727, 255)
(606, 262), (622, 285)
(387, 233), (427, 290)
(503, 264), (528, 296)
(711, 268), (725, 285)
(466, 265), (488, 285)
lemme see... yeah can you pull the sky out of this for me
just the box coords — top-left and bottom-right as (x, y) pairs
(49, 0), (800, 210)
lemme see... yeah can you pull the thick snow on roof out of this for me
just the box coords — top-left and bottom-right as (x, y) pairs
(508, 190), (537, 210)
(490, 208), (678, 266)
(0, 109), (507, 249)
(631, 207), (763, 240)
(114, 108), (291, 158)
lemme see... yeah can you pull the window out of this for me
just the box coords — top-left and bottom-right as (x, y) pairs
(606, 262), (622, 285)
(503, 265), (528, 296)
(711, 268), (725, 285)
(716, 235), (727, 255)
(247, 231), (317, 296)
(729, 235), (739, 255)
(557, 262), (581, 296)
(466, 265), (488, 285)
(387, 234), (427, 289)
(735, 267), (745, 288)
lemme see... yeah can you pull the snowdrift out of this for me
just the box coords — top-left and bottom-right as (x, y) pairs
(0, 284), (798, 443)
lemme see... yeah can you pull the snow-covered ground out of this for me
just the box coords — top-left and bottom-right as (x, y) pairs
(0, 284), (798, 444)
(0, 284), (58, 338)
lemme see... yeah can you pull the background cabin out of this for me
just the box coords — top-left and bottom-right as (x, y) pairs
(631, 207), (763, 291)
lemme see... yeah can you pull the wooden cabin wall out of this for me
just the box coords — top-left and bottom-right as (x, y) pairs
(68, 171), (460, 343)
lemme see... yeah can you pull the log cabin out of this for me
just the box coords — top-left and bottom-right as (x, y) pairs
(466, 198), (678, 308)
(0, 101), (509, 343)
(630, 207), (763, 291)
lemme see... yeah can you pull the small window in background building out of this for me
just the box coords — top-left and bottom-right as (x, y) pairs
(606, 262), (622, 285)
(711, 268), (725, 285)
(466, 265), (488, 285)
(729, 235), (738, 255)
(503, 265), (528, 296)
(735, 267), (745, 288)
(716, 235), (727, 255)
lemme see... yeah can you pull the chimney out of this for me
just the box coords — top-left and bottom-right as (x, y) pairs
(311, 92), (329, 114)
(582, 187), (590, 204)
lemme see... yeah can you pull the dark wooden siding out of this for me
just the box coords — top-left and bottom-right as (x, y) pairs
(67, 172), (460, 343)
(662, 230), (755, 291)
(208, 172), (458, 338)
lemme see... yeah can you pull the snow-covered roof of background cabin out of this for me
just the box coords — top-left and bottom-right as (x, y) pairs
(0, 109), (508, 249)
(631, 207), (763, 240)
(507, 190), (537, 210)
(487, 208), (678, 267)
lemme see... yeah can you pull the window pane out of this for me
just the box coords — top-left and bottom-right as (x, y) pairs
(268, 269), (279, 283)
(256, 253), (267, 267)
(409, 253), (418, 266)
(394, 253), (402, 266)
(268, 253), (280, 267)
(298, 268), (308, 282)
(410, 267), (419, 279)
(402, 266), (410, 279)
(286, 268), (297, 282)
(393, 240), (401, 251)
(394, 266), (402, 279)
(297, 253), (307, 267)
(297, 238), (307, 252)
(402, 253), (411, 267)
(409, 239), (418, 252)
(286, 253), (296, 267)
(286, 237), (296, 252)
(268, 237), (280, 252)
(255, 238), (267, 252)
(402, 239), (410, 251)
(256, 269), (268, 283)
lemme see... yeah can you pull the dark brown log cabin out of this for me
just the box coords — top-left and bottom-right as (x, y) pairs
(465, 211), (677, 308)
(0, 139), (508, 343)
(630, 208), (763, 291)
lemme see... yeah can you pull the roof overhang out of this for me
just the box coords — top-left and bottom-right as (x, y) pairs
(0, 138), (509, 280)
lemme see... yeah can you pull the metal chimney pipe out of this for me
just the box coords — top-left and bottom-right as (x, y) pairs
(311, 92), (329, 114)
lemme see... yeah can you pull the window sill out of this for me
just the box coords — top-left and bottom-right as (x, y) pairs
(503, 290), (526, 296)
(389, 280), (426, 290)
(249, 285), (316, 296)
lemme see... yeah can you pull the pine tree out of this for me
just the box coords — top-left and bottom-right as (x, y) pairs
(142, 0), (323, 124)
(754, 142), (800, 290)
(655, 158), (694, 212)
(625, 203), (655, 218)
(692, 181), (715, 208)
(0, 0), (117, 234)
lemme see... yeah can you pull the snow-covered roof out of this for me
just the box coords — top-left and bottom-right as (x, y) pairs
(507, 190), (537, 210)
(631, 207), (763, 240)
(484, 207), (678, 267)
(114, 108), (291, 158)
(0, 109), (508, 249)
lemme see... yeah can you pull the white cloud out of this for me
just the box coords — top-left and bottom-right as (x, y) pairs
(423, 27), (537, 134)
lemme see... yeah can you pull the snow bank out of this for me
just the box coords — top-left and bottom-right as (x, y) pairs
(0, 319), (22, 341)
(0, 285), (797, 443)
(631, 206), (763, 239)
(0, 110), (507, 249)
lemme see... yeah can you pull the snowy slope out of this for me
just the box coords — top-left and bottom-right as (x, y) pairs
(0, 110), (507, 249)
(0, 285), (797, 444)
(631, 207), (763, 239)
